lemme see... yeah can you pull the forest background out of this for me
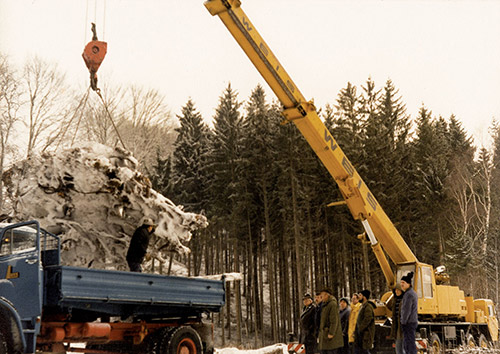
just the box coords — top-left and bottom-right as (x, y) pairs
(1, 54), (500, 348)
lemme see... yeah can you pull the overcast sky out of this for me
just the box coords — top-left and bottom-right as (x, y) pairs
(1, 0), (500, 146)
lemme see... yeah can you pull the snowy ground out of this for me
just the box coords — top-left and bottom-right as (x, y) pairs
(215, 344), (287, 354)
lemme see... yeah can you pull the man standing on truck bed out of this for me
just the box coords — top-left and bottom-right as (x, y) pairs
(126, 218), (156, 272)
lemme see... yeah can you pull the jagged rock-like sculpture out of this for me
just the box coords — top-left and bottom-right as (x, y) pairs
(2, 143), (207, 271)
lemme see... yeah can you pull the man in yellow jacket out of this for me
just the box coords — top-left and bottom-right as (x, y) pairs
(348, 293), (361, 352)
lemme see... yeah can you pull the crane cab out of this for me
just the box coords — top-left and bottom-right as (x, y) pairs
(396, 263), (467, 320)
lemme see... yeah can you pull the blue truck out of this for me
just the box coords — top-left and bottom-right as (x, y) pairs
(0, 220), (225, 354)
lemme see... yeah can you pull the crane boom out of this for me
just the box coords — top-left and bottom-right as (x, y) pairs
(204, 0), (417, 278)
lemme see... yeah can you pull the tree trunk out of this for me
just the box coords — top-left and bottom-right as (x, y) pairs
(263, 185), (278, 343)
(361, 240), (371, 290)
(234, 239), (242, 345)
(225, 233), (231, 341)
(290, 165), (303, 326)
(257, 232), (264, 346)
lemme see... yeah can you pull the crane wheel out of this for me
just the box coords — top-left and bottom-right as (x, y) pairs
(466, 333), (476, 347)
(429, 333), (441, 354)
(478, 334), (489, 348)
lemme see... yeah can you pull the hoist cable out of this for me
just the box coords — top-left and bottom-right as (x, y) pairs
(54, 87), (91, 151)
(84, 0), (89, 44)
(95, 89), (128, 151)
(70, 87), (92, 147)
(94, 0), (97, 26)
(103, 0), (107, 40)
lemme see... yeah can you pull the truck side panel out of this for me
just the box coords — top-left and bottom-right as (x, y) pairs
(44, 266), (225, 318)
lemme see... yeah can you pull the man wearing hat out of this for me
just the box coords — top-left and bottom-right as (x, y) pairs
(348, 293), (361, 353)
(126, 217), (156, 272)
(386, 283), (404, 354)
(318, 288), (343, 354)
(354, 290), (375, 354)
(339, 297), (351, 354)
(400, 272), (418, 354)
(315, 291), (323, 340)
(300, 293), (317, 354)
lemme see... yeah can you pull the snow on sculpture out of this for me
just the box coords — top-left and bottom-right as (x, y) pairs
(2, 143), (207, 271)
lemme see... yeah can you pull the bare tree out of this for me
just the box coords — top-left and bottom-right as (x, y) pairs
(78, 85), (175, 167)
(448, 147), (493, 296)
(119, 86), (176, 167)
(23, 56), (70, 157)
(0, 54), (22, 211)
(79, 83), (127, 146)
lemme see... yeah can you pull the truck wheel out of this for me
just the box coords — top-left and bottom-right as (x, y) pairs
(466, 333), (476, 347)
(429, 333), (441, 354)
(165, 327), (203, 354)
(478, 334), (489, 348)
(144, 328), (173, 354)
(0, 331), (8, 354)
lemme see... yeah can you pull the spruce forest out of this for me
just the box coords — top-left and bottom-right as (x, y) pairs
(154, 80), (500, 348)
(1, 55), (500, 348)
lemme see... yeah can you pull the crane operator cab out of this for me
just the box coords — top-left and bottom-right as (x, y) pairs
(395, 263), (469, 319)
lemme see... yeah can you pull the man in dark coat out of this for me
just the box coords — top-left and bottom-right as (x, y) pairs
(300, 293), (317, 354)
(386, 283), (404, 354)
(126, 218), (156, 272)
(339, 298), (351, 354)
(354, 289), (375, 354)
(318, 288), (343, 354)
(400, 272), (418, 354)
(315, 291), (323, 340)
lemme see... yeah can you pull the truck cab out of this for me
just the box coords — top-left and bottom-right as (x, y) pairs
(0, 221), (55, 353)
(0, 221), (225, 354)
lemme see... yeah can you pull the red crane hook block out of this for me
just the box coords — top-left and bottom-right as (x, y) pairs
(82, 23), (107, 91)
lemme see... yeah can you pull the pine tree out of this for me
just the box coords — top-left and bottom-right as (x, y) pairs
(171, 99), (211, 212)
(240, 85), (281, 344)
(206, 84), (243, 220)
(361, 78), (413, 291)
(333, 82), (365, 167)
(149, 149), (173, 197)
(410, 107), (450, 262)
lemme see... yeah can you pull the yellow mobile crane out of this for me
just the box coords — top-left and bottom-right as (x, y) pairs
(204, 0), (498, 352)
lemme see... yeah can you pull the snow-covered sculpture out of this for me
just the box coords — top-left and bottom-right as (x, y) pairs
(2, 143), (207, 271)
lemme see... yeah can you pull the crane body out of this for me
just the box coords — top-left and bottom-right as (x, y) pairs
(204, 0), (499, 351)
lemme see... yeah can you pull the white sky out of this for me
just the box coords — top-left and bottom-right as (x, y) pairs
(1, 0), (500, 146)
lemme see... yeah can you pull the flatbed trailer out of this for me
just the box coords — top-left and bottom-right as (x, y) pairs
(0, 221), (225, 354)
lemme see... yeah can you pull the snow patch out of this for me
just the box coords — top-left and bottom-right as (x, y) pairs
(216, 344), (288, 354)
(195, 272), (244, 282)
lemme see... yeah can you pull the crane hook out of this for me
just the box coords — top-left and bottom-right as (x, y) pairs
(82, 23), (107, 92)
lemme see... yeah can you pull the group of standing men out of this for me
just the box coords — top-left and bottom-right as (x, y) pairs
(299, 288), (375, 354)
(299, 272), (418, 354)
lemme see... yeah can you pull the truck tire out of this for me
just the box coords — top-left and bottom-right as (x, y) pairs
(0, 317), (14, 354)
(163, 326), (203, 354)
(144, 328), (173, 354)
(429, 333), (441, 354)
(0, 331), (8, 354)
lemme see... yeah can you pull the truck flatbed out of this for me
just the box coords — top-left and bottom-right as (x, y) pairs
(44, 265), (225, 319)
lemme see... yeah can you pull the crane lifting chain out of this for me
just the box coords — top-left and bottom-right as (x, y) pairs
(81, 24), (126, 150)
(82, 23), (107, 92)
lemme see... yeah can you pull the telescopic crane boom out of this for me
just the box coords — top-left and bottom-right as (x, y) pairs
(203, 2), (500, 345)
(204, 0), (416, 288)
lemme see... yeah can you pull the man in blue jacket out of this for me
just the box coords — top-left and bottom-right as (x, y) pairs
(400, 272), (418, 354)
